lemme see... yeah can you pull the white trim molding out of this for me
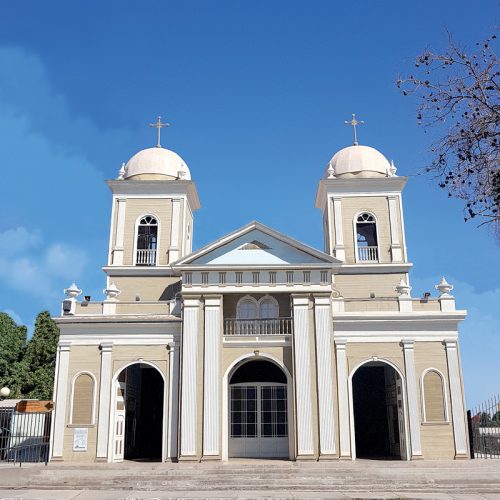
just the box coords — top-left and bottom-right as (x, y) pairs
(335, 339), (351, 458)
(96, 341), (113, 460)
(401, 340), (423, 459)
(51, 341), (72, 459)
(444, 340), (469, 457)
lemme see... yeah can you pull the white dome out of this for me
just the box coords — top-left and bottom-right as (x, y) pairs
(325, 145), (391, 179)
(124, 147), (191, 180)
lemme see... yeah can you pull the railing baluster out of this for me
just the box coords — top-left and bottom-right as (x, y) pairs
(223, 317), (293, 336)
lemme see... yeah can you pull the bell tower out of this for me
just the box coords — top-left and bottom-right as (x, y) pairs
(104, 119), (200, 301)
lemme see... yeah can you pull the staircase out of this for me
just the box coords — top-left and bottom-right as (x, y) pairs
(2, 460), (500, 498)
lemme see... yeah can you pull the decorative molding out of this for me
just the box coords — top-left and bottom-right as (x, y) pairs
(332, 198), (345, 261)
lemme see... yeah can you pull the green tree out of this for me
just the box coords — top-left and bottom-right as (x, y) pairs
(0, 312), (27, 398)
(22, 311), (60, 400)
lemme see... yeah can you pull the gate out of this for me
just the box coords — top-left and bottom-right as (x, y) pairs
(468, 394), (500, 459)
(0, 409), (52, 465)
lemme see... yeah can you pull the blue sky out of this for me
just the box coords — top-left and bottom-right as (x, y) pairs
(0, 1), (498, 406)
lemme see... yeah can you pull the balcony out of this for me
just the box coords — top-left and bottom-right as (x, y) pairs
(224, 317), (293, 336)
(136, 249), (157, 266)
(357, 246), (378, 262)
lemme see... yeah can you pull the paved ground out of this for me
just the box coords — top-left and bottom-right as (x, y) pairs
(1, 459), (500, 499)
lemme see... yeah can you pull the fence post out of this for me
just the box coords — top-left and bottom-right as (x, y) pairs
(467, 410), (474, 459)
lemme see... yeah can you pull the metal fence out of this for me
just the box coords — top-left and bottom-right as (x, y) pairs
(0, 409), (52, 465)
(468, 394), (500, 459)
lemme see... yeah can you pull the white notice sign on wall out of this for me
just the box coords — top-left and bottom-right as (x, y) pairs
(73, 427), (88, 451)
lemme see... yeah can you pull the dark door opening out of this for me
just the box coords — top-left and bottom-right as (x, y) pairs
(352, 362), (405, 460)
(122, 363), (163, 461)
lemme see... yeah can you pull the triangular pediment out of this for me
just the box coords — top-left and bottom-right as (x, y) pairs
(172, 221), (340, 267)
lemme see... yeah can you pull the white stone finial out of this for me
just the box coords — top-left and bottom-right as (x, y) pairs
(103, 282), (121, 300)
(388, 160), (397, 177)
(327, 162), (336, 179)
(394, 278), (411, 297)
(436, 277), (454, 297)
(117, 162), (126, 180)
(64, 282), (82, 299)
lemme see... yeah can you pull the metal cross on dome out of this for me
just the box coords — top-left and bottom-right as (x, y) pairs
(344, 113), (364, 146)
(149, 115), (170, 148)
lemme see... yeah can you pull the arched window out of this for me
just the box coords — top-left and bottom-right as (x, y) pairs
(237, 298), (258, 319)
(356, 213), (378, 262)
(422, 370), (447, 422)
(136, 216), (158, 266)
(71, 373), (95, 425)
(259, 298), (279, 319)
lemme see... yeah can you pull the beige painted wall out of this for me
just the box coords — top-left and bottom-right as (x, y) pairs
(414, 342), (455, 459)
(61, 343), (170, 462)
(335, 273), (405, 299)
(112, 276), (180, 302)
(340, 196), (393, 265)
(122, 198), (173, 266)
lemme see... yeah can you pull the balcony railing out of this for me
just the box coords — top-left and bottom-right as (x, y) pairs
(357, 246), (378, 262)
(136, 249), (157, 266)
(224, 317), (293, 336)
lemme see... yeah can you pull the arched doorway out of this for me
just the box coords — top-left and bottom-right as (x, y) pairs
(112, 362), (164, 462)
(351, 361), (407, 460)
(228, 359), (289, 458)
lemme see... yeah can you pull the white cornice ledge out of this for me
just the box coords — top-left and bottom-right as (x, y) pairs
(338, 263), (413, 274)
(107, 179), (201, 211)
(315, 177), (408, 209)
(332, 311), (467, 322)
(54, 314), (181, 325)
(102, 266), (180, 277)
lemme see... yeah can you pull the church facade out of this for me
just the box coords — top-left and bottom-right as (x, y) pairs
(50, 127), (469, 462)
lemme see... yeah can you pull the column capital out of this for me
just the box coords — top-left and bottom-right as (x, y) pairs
(444, 339), (458, 349)
(58, 341), (72, 352)
(291, 294), (309, 307)
(335, 339), (347, 350)
(313, 295), (331, 307)
(203, 295), (223, 308)
(401, 339), (415, 350)
(100, 341), (114, 352)
(183, 296), (203, 308)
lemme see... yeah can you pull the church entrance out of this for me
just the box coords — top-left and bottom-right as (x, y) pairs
(228, 359), (289, 458)
(112, 363), (164, 462)
(352, 361), (407, 460)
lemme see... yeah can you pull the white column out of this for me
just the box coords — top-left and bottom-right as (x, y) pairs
(332, 197), (345, 261)
(314, 296), (336, 456)
(203, 296), (221, 456)
(292, 295), (314, 457)
(388, 196), (403, 262)
(402, 340), (422, 458)
(96, 341), (113, 460)
(51, 341), (71, 459)
(167, 343), (180, 460)
(112, 198), (127, 265)
(335, 340), (351, 458)
(445, 340), (468, 457)
(169, 199), (181, 263)
(180, 297), (201, 457)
